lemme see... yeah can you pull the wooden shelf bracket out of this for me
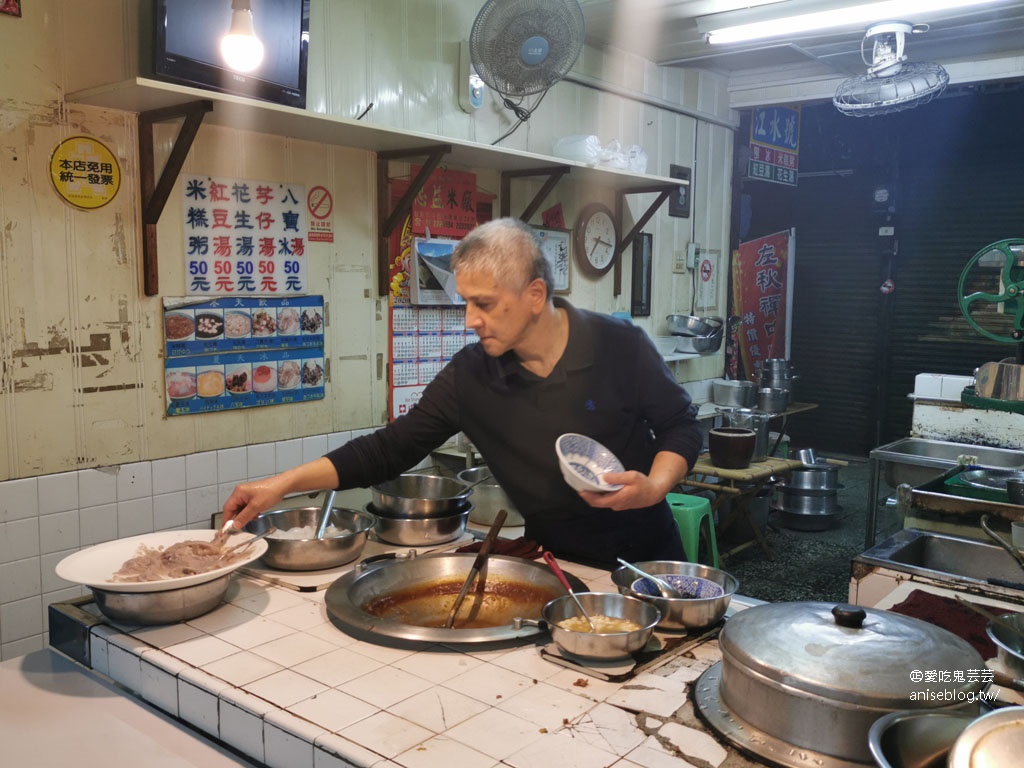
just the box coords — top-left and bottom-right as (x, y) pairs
(375, 143), (452, 296)
(137, 99), (213, 296)
(499, 165), (572, 221)
(613, 181), (684, 296)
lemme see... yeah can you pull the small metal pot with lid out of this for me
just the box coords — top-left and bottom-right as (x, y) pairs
(694, 602), (984, 768)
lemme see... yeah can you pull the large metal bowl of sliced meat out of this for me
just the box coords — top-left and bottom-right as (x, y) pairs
(55, 529), (268, 624)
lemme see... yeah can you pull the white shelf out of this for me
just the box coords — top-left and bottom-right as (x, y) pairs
(66, 78), (689, 192)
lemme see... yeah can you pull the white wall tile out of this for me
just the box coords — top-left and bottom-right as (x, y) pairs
(153, 491), (187, 530)
(41, 549), (82, 593)
(247, 442), (277, 479)
(302, 434), (328, 463)
(117, 461), (153, 501)
(118, 496), (154, 538)
(276, 439), (304, 472)
(186, 451), (219, 489)
(0, 477), (38, 523)
(37, 472), (78, 515)
(326, 431), (351, 452)
(0, 558), (42, 603)
(153, 456), (187, 494)
(80, 503), (118, 546)
(78, 468), (117, 507)
(219, 482), (239, 510)
(186, 486), (220, 527)
(0, 596), (43, 644)
(218, 447), (248, 483)
(0, 518), (41, 564)
(39, 510), (80, 555)
(2, 635), (43, 660)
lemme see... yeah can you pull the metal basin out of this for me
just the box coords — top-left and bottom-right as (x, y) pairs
(857, 528), (1024, 587)
(871, 438), (1024, 487)
(324, 553), (567, 643)
(246, 506), (374, 571)
(91, 574), (230, 625)
(868, 709), (974, 768)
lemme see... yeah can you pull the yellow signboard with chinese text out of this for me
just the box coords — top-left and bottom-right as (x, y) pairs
(49, 135), (121, 210)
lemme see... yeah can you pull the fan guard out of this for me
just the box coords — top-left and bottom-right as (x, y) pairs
(469, 0), (585, 97)
(833, 22), (949, 117)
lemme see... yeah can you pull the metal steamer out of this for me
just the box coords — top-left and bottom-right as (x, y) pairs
(773, 462), (843, 531)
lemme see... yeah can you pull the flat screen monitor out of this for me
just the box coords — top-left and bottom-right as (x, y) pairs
(153, 0), (309, 109)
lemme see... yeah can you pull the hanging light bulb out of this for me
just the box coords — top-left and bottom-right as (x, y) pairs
(220, 0), (264, 73)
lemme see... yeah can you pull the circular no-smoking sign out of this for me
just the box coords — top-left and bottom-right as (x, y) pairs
(700, 258), (713, 281)
(307, 186), (333, 220)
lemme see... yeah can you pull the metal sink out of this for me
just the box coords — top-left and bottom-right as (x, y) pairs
(871, 437), (1024, 488)
(857, 528), (1024, 587)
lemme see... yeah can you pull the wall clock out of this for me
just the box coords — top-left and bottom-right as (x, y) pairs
(573, 202), (618, 277)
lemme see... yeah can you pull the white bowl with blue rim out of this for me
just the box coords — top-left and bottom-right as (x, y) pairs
(555, 433), (625, 493)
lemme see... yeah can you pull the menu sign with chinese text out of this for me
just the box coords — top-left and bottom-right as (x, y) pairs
(410, 167), (478, 237)
(749, 106), (800, 186)
(183, 174), (307, 295)
(732, 230), (792, 379)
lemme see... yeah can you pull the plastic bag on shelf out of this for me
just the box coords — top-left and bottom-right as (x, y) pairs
(552, 134), (602, 164)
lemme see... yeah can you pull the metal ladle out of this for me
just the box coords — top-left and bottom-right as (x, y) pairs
(616, 558), (684, 599)
(219, 526), (276, 558)
(543, 551), (596, 632)
(315, 490), (337, 540)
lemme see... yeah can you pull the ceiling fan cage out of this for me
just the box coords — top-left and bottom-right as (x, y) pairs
(469, 0), (585, 97)
(834, 22), (949, 117)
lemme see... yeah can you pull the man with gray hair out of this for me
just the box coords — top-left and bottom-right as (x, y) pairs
(224, 217), (702, 566)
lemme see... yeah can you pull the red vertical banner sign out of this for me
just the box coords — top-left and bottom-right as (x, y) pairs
(410, 167), (478, 237)
(732, 230), (792, 379)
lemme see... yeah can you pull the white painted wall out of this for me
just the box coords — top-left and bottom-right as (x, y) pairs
(0, 0), (734, 658)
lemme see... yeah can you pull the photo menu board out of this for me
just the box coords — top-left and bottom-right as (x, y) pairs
(163, 296), (325, 416)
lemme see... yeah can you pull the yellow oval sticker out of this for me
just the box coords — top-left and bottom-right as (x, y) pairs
(49, 135), (121, 210)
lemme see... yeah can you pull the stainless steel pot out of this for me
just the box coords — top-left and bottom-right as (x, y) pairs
(324, 553), (567, 643)
(673, 329), (723, 355)
(246, 506), (374, 571)
(868, 709), (974, 768)
(694, 602), (984, 767)
(456, 466), (524, 526)
(538, 592), (661, 660)
(757, 387), (790, 413)
(783, 465), (842, 493)
(986, 612), (1024, 677)
(90, 574), (230, 625)
(713, 379), (757, 408)
(667, 314), (723, 337)
(717, 407), (771, 462)
(610, 560), (737, 630)
(370, 504), (470, 546)
(370, 473), (472, 517)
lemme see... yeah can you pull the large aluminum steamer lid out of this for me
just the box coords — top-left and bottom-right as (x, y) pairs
(719, 602), (985, 708)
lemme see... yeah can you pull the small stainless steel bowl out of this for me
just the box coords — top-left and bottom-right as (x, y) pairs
(246, 506), (374, 571)
(667, 314), (723, 337)
(712, 379), (757, 408)
(371, 505), (471, 546)
(456, 466), (525, 526)
(542, 592), (661, 660)
(91, 574), (230, 625)
(371, 474), (472, 517)
(986, 612), (1024, 677)
(868, 709), (974, 768)
(611, 561), (738, 630)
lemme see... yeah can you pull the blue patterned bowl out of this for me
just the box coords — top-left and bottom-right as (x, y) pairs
(631, 574), (724, 599)
(555, 433), (625, 493)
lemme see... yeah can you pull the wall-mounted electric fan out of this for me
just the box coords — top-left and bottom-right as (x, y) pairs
(833, 22), (949, 117)
(469, 0), (584, 142)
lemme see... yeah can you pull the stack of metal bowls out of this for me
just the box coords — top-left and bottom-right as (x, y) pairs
(666, 315), (724, 355)
(757, 358), (797, 411)
(773, 458), (842, 531)
(369, 473), (473, 546)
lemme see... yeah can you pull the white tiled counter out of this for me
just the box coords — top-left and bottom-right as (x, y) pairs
(49, 561), (762, 768)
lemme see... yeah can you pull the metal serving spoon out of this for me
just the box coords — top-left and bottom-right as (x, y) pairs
(616, 558), (684, 599)
(219, 526), (276, 558)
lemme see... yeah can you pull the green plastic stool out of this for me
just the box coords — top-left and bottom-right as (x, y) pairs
(666, 492), (720, 568)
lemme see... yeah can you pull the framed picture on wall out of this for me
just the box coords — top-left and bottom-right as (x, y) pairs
(536, 227), (571, 294)
(630, 232), (653, 316)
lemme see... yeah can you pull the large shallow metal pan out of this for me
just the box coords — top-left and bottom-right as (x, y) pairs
(55, 529), (267, 592)
(325, 552), (571, 644)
